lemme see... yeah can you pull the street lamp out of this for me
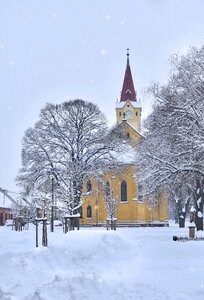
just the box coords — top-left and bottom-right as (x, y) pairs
(50, 175), (54, 232)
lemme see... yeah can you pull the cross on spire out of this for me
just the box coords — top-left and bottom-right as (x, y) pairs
(127, 48), (130, 65)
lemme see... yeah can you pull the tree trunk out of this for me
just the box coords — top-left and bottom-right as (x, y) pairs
(195, 212), (203, 231)
(194, 177), (204, 231)
(42, 220), (48, 247)
(174, 213), (179, 224)
(64, 217), (68, 233)
(176, 200), (188, 228)
(178, 214), (185, 228)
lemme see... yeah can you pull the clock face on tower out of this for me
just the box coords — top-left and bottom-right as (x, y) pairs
(125, 110), (132, 118)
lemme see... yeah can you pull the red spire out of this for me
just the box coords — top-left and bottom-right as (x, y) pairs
(120, 48), (137, 102)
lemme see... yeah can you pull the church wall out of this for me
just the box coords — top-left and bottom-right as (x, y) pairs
(79, 165), (168, 226)
(116, 108), (141, 131)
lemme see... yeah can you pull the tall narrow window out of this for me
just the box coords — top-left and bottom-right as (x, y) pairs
(86, 180), (92, 192)
(87, 205), (92, 218)
(121, 180), (127, 202)
(136, 112), (138, 116)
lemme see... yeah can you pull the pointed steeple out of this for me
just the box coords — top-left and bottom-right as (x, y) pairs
(120, 48), (137, 102)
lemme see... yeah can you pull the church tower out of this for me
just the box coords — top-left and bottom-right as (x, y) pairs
(116, 49), (142, 131)
(80, 49), (169, 227)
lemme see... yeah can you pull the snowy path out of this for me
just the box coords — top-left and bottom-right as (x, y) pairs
(0, 225), (204, 299)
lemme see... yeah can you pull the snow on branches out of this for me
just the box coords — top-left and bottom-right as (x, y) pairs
(134, 45), (204, 229)
(17, 99), (126, 214)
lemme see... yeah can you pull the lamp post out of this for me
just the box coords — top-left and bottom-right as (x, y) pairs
(50, 176), (54, 232)
(95, 179), (99, 226)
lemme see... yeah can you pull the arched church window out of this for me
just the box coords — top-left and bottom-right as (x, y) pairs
(121, 180), (127, 202)
(86, 180), (92, 192)
(87, 205), (92, 218)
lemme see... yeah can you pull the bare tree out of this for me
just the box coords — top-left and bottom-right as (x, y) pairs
(17, 99), (126, 220)
(103, 180), (118, 229)
(135, 45), (204, 230)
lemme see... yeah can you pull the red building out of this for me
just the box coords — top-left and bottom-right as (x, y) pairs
(0, 207), (13, 226)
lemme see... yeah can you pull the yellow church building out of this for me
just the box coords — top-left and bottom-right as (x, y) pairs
(80, 51), (168, 227)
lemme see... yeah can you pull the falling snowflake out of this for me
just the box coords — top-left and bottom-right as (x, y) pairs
(100, 49), (106, 55)
(9, 61), (15, 66)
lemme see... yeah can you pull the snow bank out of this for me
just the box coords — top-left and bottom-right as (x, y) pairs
(0, 225), (204, 299)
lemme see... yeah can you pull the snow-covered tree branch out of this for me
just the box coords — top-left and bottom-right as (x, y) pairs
(135, 45), (204, 230)
(17, 99), (126, 216)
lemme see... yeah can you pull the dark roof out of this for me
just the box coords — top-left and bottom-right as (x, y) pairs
(120, 59), (137, 102)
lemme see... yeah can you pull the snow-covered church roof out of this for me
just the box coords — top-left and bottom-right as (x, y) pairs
(115, 100), (142, 109)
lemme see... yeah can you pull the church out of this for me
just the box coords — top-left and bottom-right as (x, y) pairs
(80, 51), (168, 226)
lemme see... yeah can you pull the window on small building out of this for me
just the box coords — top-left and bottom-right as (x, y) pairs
(86, 180), (92, 192)
(119, 112), (122, 116)
(127, 132), (130, 139)
(136, 112), (138, 116)
(121, 180), (127, 202)
(87, 205), (92, 218)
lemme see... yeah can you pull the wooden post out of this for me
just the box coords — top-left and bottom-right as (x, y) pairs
(106, 219), (109, 230)
(72, 218), (74, 231)
(64, 217), (68, 233)
(42, 219), (48, 247)
(36, 221), (38, 248)
(20, 217), (23, 231)
(77, 217), (79, 230)
(113, 220), (116, 231)
(189, 226), (195, 239)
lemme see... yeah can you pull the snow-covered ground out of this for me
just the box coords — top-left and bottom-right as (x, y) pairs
(0, 223), (204, 300)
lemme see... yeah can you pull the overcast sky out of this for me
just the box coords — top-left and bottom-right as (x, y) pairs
(1, 0), (204, 194)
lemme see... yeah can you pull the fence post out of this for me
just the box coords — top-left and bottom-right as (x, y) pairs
(36, 221), (38, 248)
